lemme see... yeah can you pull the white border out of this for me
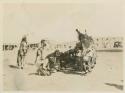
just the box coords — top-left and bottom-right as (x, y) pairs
(0, 0), (125, 93)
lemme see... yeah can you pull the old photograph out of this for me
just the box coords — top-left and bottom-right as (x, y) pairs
(2, 2), (124, 92)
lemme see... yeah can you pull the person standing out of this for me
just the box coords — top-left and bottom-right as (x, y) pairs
(17, 36), (28, 69)
(35, 40), (51, 75)
(35, 40), (47, 64)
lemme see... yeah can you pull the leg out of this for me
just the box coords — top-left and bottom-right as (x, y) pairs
(17, 55), (20, 67)
(34, 54), (38, 64)
(83, 61), (88, 73)
(17, 50), (21, 68)
(20, 56), (23, 69)
(17, 55), (21, 69)
(88, 57), (92, 72)
(22, 56), (25, 69)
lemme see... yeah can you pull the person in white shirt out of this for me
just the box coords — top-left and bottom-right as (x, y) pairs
(35, 40), (50, 75)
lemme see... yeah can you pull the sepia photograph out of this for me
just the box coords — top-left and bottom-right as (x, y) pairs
(2, 1), (124, 92)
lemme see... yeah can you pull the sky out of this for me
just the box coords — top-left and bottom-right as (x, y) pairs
(3, 3), (123, 43)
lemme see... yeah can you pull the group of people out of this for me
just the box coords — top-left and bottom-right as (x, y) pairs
(17, 29), (96, 76)
(17, 36), (48, 69)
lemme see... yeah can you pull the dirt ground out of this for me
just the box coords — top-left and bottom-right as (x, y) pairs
(3, 49), (123, 92)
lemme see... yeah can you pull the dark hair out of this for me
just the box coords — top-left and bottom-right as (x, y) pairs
(76, 29), (79, 31)
(41, 40), (46, 47)
(21, 36), (27, 42)
(41, 40), (45, 43)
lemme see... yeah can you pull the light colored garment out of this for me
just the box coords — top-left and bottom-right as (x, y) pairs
(36, 47), (48, 60)
(20, 41), (27, 50)
(41, 48), (48, 59)
(42, 59), (49, 70)
(84, 48), (94, 61)
(36, 47), (49, 70)
(86, 50), (94, 57)
(77, 50), (82, 57)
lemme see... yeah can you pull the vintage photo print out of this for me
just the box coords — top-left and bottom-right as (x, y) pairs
(1, 0), (124, 93)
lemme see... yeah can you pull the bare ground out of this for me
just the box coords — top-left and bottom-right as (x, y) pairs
(3, 49), (123, 92)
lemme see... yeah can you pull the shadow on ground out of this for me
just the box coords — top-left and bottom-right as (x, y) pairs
(61, 69), (87, 76)
(29, 73), (38, 75)
(105, 83), (123, 90)
(8, 65), (18, 69)
(27, 63), (34, 66)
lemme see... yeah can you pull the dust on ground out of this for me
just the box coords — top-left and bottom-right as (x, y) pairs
(3, 49), (123, 91)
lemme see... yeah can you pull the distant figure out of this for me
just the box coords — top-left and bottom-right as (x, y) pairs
(17, 36), (28, 69)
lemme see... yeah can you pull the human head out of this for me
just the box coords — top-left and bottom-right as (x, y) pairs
(22, 36), (27, 42)
(76, 29), (79, 32)
(40, 39), (46, 48)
